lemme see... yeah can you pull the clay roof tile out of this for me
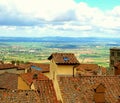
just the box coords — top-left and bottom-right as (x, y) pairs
(48, 53), (80, 65)
(20, 72), (49, 86)
(33, 80), (58, 103)
(0, 72), (18, 89)
(58, 75), (120, 103)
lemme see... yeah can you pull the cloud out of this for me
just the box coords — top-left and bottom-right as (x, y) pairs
(1, 0), (75, 21)
(0, 0), (120, 37)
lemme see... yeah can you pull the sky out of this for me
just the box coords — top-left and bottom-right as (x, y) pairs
(0, 0), (120, 37)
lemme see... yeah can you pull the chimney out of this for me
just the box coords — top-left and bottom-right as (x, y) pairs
(94, 83), (105, 103)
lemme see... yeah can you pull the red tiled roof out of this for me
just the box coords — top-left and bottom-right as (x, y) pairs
(0, 89), (40, 103)
(76, 64), (99, 71)
(76, 64), (106, 76)
(0, 72), (18, 89)
(17, 64), (31, 70)
(48, 53), (80, 65)
(30, 63), (50, 73)
(0, 64), (17, 70)
(18, 63), (50, 72)
(20, 72), (49, 86)
(58, 75), (120, 103)
(34, 80), (58, 103)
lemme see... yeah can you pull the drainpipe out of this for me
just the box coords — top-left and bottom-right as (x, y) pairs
(73, 64), (79, 77)
(73, 66), (75, 77)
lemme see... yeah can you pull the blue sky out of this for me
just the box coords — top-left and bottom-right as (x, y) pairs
(0, 0), (120, 37)
(75, 0), (120, 10)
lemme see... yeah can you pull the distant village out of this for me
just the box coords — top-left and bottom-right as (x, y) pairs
(0, 47), (120, 103)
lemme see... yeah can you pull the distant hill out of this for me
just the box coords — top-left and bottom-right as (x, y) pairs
(0, 36), (119, 43)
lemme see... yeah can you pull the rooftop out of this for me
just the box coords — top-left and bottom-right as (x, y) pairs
(0, 89), (40, 103)
(76, 64), (106, 76)
(0, 64), (17, 70)
(17, 64), (31, 70)
(48, 53), (80, 65)
(20, 72), (49, 86)
(34, 80), (58, 103)
(0, 72), (18, 89)
(30, 63), (50, 73)
(76, 64), (99, 71)
(58, 75), (120, 103)
(18, 63), (50, 72)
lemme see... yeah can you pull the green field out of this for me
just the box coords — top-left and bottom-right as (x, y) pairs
(1, 36), (120, 68)
(0, 41), (110, 68)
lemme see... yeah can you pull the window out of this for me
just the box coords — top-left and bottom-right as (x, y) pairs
(63, 57), (69, 62)
(117, 52), (120, 56)
(111, 60), (114, 65)
(31, 65), (42, 71)
(111, 52), (114, 56)
(33, 74), (38, 79)
(26, 93), (28, 96)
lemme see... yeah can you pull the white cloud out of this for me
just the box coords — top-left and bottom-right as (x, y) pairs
(3, 0), (75, 21)
(0, 0), (120, 37)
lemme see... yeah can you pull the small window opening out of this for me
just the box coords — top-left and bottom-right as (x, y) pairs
(63, 57), (69, 62)
(26, 93), (28, 96)
(33, 74), (38, 79)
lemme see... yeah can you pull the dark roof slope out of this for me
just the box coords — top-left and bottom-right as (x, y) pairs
(0, 64), (17, 70)
(58, 76), (120, 103)
(48, 53), (80, 65)
(0, 89), (40, 103)
(34, 80), (58, 103)
(0, 72), (18, 89)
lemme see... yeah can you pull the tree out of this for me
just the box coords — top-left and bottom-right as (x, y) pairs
(11, 60), (15, 65)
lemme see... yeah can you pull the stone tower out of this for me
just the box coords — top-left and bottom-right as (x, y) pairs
(110, 48), (120, 68)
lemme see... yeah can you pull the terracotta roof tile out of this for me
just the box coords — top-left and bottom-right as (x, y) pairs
(17, 64), (31, 70)
(76, 64), (98, 71)
(0, 64), (17, 70)
(18, 63), (50, 72)
(0, 89), (40, 103)
(0, 72), (18, 89)
(30, 63), (50, 73)
(76, 64), (107, 76)
(34, 80), (58, 103)
(20, 72), (49, 86)
(48, 53), (80, 65)
(58, 75), (120, 103)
